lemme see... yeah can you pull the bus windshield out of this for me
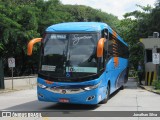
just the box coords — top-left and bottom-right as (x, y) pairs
(40, 33), (99, 79)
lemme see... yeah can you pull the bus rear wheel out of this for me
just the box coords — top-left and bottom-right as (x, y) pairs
(100, 84), (110, 104)
(120, 85), (124, 90)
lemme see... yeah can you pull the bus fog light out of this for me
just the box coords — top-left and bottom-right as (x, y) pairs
(38, 93), (44, 98)
(86, 96), (95, 101)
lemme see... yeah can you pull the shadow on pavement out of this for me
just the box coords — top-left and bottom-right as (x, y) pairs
(4, 100), (99, 111)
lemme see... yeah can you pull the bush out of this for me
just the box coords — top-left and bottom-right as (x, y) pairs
(152, 80), (160, 89)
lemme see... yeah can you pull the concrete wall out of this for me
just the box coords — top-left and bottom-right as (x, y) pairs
(145, 62), (156, 72)
(141, 38), (160, 49)
(4, 76), (37, 89)
(140, 38), (160, 85)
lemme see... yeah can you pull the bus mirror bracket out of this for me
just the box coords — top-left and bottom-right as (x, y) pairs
(27, 38), (42, 56)
(97, 38), (105, 57)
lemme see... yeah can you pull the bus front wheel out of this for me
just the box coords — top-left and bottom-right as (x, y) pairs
(99, 84), (110, 104)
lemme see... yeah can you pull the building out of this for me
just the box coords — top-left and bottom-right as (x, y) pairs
(140, 32), (160, 85)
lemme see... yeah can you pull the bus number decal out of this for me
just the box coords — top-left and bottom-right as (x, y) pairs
(51, 34), (66, 39)
(66, 67), (97, 73)
(42, 65), (56, 71)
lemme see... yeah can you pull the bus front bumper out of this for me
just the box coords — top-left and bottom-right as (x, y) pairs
(37, 84), (105, 105)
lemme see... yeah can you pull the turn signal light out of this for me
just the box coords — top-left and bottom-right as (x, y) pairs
(45, 80), (53, 84)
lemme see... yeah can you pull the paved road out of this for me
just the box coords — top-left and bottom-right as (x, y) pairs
(0, 78), (160, 120)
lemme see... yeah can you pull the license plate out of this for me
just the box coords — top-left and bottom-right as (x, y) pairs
(59, 98), (70, 103)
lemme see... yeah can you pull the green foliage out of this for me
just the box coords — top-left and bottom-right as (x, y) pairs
(148, 4), (160, 35)
(57, 4), (119, 30)
(121, 1), (160, 71)
(0, 0), (160, 76)
(152, 80), (160, 89)
(119, 4), (156, 70)
(0, 43), (3, 51)
(0, 0), (40, 76)
(0, 0), (120, 76)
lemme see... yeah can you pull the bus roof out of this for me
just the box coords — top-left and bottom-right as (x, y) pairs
(46, 22), (128, 46)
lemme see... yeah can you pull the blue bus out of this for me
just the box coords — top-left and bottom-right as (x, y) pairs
(28, 22), (129, 105)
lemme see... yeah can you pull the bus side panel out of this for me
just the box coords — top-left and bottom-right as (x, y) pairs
(115, 57), (128, 89)
(106, 57), (128, 94)
(106, 58), (120, 94)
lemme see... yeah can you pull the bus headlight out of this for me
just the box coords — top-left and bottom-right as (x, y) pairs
(38, 83), (47, 89)
(83, 82), (101, 91)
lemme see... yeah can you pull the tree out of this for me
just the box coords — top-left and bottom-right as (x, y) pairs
(149, 0), (160, 35)
(2, 0), (150, 76)
(119, 4), (152, 69)
(0, 0), (40, 76)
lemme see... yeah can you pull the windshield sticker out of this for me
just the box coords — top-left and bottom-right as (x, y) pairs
(51, 34), (66, 39)
(42, 65), (56, 71)
(72, 34), (92, 45)
(66, 67), (97, 73)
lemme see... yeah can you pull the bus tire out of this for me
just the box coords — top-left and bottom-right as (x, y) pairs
(99, 84), (110, 104)
(120, 85), (124, 90)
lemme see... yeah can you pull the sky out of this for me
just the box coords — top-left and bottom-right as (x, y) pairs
(60, 0), (156, 19)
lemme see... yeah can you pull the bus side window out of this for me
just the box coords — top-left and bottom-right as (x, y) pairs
(102, 29), (108, 68)
(98, 29), (108, 71)
(107, 33), (113, 59)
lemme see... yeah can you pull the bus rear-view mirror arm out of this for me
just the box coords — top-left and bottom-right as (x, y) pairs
(27, 38), (42, 56)
(97, 38), (105, 57)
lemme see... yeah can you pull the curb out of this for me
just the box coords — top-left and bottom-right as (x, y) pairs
(4, 75), (37, 80)
(0, 89), (18, 94)
(0, 85), (36, 94)
(139, 85), (160, 95)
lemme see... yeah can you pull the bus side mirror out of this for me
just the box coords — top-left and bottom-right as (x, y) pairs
(97, 38), (105, 57)
(27, 38), (42, 56)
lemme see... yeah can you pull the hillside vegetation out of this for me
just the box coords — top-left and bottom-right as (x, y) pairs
(0, 0), (160, 76)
